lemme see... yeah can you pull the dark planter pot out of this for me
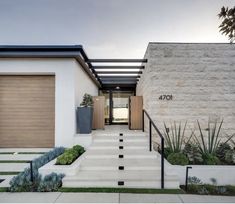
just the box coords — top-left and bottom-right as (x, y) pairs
(77, 107), (93, 134)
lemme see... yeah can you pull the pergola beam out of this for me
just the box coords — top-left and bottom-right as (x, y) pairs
(87, 59), (147, 63)
(93, 66), (145, 69)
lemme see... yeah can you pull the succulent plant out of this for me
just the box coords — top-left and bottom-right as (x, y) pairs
(225, 149), (235, 164)
(183, 143), (203, 164)
(9, 147), (65, 192)
(215, 143), (232, 162)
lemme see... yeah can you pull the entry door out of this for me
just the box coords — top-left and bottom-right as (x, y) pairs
(129, 96), (143, 130)
(92, 96), (105, 129)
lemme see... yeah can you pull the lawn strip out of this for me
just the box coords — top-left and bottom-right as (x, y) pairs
(0, 160), (31, 163)
(59, 187), (185, 194)
(0, 187), (8, 192)
(0, 172), (21, 175)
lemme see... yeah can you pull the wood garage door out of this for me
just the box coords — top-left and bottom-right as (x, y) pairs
(0, 75), (55, 147)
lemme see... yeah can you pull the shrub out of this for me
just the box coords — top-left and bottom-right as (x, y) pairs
(216, 143), (232, 163)
(9, 147), (65, 192)
(225, 149), (235, 164)
(56, 145), (85, 165)
(80, 93), (93, 107)
(163, 121), (192, 153)
(203, 154), (220, 165)
(183, 143), (203, 164)
(73, 145), (85, 155)
(37, 173), (64, 192)
(164, 147), (172, 158)
(167, 152), (189, 165)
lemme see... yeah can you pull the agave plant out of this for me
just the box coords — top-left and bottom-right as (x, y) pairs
(163, 121), (192, 153)
(194, 120), (234, 155)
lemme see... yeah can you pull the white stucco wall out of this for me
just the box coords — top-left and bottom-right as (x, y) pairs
(0, 58), (98, 147)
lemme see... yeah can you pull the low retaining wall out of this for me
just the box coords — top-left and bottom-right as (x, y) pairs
(38, 153), (86, 177)
(166, 160), (235, 185)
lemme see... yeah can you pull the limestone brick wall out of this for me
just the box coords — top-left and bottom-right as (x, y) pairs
(137, 43), (235, 140)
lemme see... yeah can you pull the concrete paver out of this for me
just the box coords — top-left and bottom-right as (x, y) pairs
(0, 163), (29, 172)
(0, 192), (61, 203)
(0, 175), (17, 187)
(179, 194), (235, 203)
(0, 154), (42, 161)
(120, 193), (182, 203)
(55, 192), (119, 203)
(0, 148), (52, 153)
(0, 192), (235, 203)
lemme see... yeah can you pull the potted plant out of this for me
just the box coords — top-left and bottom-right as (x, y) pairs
(77, 93), (93, 134)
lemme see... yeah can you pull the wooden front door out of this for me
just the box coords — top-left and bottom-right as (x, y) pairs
(129, 96), (143, 130)
(92, 96), (105, 129)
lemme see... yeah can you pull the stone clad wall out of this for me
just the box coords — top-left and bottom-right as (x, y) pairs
(137, 43), (235, 138)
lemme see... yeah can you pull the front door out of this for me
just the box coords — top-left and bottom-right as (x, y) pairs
(100, 90), (134, 125)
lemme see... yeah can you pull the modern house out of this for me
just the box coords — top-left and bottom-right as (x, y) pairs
(0, 43), (235, 149)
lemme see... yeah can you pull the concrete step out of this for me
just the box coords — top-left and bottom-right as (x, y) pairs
(93, 135), (148, 140)
(63, 180), (179, 189)
(62, 170), (179, 189)
(93, 133), (147, 137)
(92, 141), (148, 147)
(85, 149), (158, 159)
(93, 138), (147, 143)
(63, 170), (164, 180)
(80, 158), (161, 170)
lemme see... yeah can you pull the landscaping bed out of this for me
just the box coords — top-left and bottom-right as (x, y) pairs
(8, 147), (65, 192)
(157, 120), (235, 186)
(39, 145), (86, 177)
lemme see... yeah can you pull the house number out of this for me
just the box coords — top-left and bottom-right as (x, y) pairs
(159, 95), (173, 100)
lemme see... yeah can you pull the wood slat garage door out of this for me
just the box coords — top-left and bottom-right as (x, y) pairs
(0, 75), (55, 147)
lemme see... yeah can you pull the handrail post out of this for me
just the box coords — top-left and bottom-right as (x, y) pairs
(142, 109), (144, 132)
(30, 161), (34, 183)
(149, 120), (152, 151)
(161, 138), (164, 189)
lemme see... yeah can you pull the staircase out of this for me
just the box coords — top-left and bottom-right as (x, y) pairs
(63, 126), (180, 189)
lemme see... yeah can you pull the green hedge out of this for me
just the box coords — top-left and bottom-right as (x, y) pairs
(56, 145), (85, 165)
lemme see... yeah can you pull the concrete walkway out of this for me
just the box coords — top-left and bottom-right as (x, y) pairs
(1, 192), (235, 203)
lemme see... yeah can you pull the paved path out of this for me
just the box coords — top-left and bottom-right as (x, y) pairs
(0, 192), (235, 203)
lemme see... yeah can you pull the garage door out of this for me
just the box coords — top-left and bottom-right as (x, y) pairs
(0, 75), (55, 147)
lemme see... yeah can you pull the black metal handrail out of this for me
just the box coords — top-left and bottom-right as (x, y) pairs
(142, 109), (165, 189)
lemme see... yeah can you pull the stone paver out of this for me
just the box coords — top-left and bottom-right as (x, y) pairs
(0, 192), (61, 203)
(55, 192), (119, 203)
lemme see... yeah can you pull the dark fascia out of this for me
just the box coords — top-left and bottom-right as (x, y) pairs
(0, 45), (101, 87)
(0, 45), (83, 57)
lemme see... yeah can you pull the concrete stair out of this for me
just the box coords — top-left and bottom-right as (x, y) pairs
(63, 127), (180, 189)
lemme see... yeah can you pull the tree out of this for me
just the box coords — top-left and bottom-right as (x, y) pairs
(218, 6), (235, 43)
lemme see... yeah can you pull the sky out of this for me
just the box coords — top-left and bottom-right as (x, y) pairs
(0, 0), (234, 58)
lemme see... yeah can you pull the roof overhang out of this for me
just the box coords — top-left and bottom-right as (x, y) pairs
(0, 45), (148, 90)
